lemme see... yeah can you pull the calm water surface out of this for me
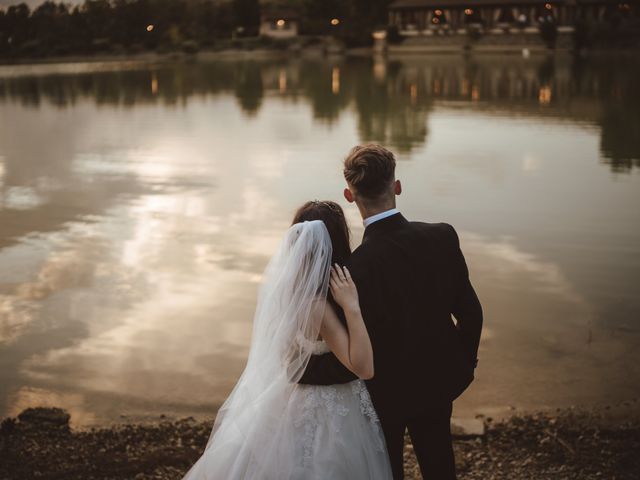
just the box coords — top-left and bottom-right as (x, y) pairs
(1, 54), (639, 426)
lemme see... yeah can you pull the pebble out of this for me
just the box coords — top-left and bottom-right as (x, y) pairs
(1, 407), (639, 479)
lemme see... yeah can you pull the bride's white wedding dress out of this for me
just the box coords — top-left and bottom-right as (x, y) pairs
(285, 341), (391, 479)
(182, 221), (392, 480)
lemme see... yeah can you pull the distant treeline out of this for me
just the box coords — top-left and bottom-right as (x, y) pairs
(0, 0), (391, 58)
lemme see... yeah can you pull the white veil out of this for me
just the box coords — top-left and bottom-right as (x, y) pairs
(183, 220), (333, 479)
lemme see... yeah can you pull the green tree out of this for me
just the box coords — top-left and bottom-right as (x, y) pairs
(4, 3), (31, 53)
(31, 2), (72, 55)
(232, 0), (260, 37)
(300, 0), (346, 35)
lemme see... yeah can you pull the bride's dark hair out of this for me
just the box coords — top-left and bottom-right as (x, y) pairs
(292, 200), (351, 266)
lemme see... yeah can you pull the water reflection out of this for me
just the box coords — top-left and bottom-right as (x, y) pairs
(0, 55), (639, 425)
(1, 55), (639, 166)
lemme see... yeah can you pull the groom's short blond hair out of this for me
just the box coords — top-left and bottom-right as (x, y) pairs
(343, 144), (396, 199)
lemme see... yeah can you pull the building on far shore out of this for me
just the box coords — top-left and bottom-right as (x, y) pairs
(259, 6), (300, 38)
(388, 0), (638, 35)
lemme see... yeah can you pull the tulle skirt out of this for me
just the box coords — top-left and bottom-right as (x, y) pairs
(183, 380), (392, 480)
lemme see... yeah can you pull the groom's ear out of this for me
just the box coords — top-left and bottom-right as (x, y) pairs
(343, 188), (355, 203)
(394, 180), (402, 196)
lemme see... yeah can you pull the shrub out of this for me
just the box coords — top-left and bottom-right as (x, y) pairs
(181, 40), (199, 54)
(20, 39), (44, 56)
(538, 18), (558, 48)
(386, 25), (403, 44)
(91, 38), (112, 53)
(467, 25), (483, 42)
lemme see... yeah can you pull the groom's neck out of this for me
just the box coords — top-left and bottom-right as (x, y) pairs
(356, 199), (397, 222)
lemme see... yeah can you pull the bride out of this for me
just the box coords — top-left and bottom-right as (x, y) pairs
(182, 200), (392, 479)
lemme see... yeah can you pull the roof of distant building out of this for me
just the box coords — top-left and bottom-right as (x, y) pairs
(389, 0), (608, 8)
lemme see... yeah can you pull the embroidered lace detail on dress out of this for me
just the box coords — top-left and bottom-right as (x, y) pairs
(294, 382), (349, 466)
(294, 393), (319, 468)
(351, 380), (384, 451)
(293, 341), (386, 465)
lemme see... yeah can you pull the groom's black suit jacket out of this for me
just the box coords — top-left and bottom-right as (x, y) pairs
(299, 213), (483, 420)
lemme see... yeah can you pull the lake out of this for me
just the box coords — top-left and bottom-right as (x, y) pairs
(1, 53), (639, 427)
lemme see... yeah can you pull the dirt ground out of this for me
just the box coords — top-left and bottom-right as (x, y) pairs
(1, 405), (639, 479)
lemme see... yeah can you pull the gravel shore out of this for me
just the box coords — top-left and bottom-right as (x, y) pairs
(1, 405), (639, 479)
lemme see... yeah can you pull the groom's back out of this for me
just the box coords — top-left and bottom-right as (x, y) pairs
(348, 215), (479, 418)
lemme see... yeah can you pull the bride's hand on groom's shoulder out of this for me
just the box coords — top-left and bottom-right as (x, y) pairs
(329, 264), (360, 313)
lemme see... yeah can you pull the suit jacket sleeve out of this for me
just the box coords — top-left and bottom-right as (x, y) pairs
(446, 223), (483, 368)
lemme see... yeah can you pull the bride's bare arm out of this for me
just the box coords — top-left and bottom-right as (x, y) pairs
(319, 265), (374, 380)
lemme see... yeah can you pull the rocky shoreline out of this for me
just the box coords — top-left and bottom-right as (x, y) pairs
(1, 406), (639, 479)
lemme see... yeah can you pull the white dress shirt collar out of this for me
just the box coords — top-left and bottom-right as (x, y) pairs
(363, 208), (400, 228)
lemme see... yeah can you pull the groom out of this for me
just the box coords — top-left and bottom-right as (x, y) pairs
(299, 144), (483, 479)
